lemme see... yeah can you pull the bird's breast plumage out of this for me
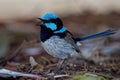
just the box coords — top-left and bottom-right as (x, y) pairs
(41, 36), (78, 59)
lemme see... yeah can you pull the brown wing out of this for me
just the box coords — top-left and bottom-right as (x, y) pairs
(64, 31), (80, 53)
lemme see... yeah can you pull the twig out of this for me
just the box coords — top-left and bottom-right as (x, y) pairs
(54, 74), (69, 79)
(0, 68), (40, 79)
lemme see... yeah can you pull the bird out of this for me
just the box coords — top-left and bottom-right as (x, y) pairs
(38, 13), (116, 72)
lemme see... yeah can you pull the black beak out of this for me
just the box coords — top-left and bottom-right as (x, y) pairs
(37, 18), (48, 22)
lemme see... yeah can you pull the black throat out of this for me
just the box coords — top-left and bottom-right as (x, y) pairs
(40, 25), (53, 42)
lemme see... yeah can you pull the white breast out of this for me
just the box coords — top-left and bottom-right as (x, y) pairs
(41, 36), (77, 59)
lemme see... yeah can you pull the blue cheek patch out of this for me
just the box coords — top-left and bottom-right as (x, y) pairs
(54, 27), (67, 33)
(45, 23), (57, 30)
(42, 13), (58, 20)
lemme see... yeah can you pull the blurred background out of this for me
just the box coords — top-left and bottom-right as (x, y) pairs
(0, 0), (120, 64)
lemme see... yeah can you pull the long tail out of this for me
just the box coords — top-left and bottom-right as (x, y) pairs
(75, 29), (116, 41)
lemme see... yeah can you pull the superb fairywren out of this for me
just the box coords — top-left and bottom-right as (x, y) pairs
(38, 13), (116, 71)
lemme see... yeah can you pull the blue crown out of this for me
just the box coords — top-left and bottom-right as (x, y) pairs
(42, 13), (59, 20)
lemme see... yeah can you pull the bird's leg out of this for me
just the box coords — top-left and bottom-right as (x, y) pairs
(48, 59), (69, 79)
(58, 59), (66, 70)
(55, 58), (69, 74)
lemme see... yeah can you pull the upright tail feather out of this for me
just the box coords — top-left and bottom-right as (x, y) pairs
(75, 29), (116, 41)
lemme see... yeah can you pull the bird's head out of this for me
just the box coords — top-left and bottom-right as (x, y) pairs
(38, 13), (67, 34)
